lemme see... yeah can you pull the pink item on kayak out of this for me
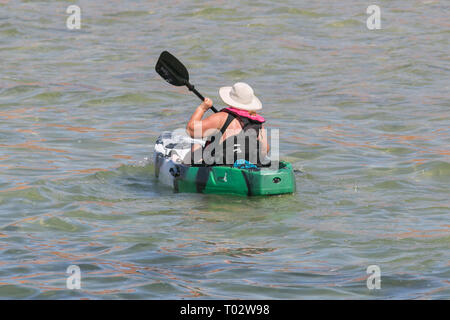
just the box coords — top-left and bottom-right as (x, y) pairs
(224, 107), (265, 123)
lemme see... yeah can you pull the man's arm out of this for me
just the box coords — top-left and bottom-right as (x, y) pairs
(186, 98), (223, 138)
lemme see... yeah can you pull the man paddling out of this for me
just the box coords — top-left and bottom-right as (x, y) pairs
(185, 82), (269, 166)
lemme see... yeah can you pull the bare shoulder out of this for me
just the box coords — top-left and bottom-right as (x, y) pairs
(202, 111), (228, 129)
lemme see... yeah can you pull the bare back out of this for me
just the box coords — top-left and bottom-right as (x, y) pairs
(194, 111), (268, 153)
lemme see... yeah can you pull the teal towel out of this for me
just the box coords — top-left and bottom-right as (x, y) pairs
(233, 159), (258, 169)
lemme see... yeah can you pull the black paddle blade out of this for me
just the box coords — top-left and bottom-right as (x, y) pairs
(155, 51), (189, 86)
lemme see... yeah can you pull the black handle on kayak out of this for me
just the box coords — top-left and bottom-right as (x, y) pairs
(185, 82), (218, 113)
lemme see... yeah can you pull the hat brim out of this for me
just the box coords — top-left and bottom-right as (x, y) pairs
(219, 86), (262, 111)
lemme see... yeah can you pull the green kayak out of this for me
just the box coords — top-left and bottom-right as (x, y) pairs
(154, 132), (296, 196)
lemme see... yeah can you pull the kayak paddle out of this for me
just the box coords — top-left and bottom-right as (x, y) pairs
(155, 51), (218, 113)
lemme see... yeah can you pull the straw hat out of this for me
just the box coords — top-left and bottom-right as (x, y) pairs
(219, 82), (262, 111)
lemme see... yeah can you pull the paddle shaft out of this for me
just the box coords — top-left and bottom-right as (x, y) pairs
(186, 82), (218, 113)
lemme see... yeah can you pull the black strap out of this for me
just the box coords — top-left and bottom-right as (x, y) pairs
(196, 167), (213, 192)
(220, 113), (236, 135)
(200, 113), (236, 162)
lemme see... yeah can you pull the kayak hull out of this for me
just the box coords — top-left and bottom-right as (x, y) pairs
(154, 132), (296, 196)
